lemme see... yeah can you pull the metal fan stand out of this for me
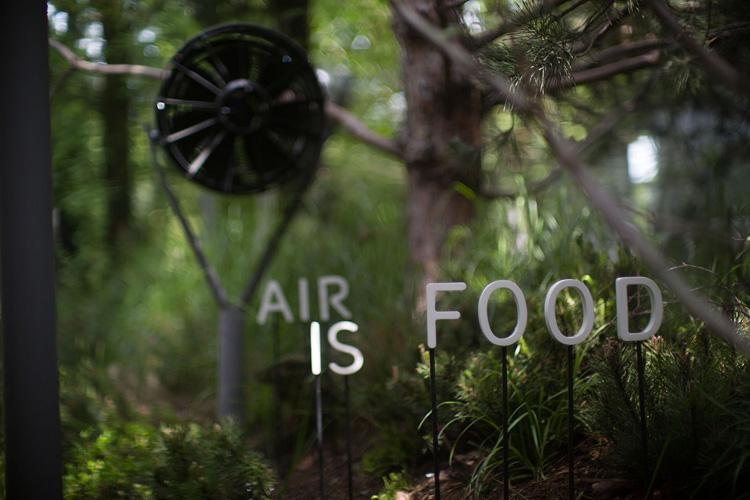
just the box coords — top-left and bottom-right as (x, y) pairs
(147, 23), (326, 420)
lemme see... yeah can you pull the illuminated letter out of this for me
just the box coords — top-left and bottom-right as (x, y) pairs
(544, 279), (595, 345)
(478, 280), (528, 346)
(318, 275), (352, 321)
(615, 276), (663, 341)
(310, 321), (322, 375)
(426, 282), (467, 349)
(328, 321), (364, 376)
(257, 280), (293, 324)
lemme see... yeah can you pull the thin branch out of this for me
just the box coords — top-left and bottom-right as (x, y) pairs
(645, 0), (750, 98)
(49, 39), (168, 79)
(325, 102), (405, 159)
(549, 50), (662, 89)
(570, 5), (631, 56)
(574, 39), (670, 71)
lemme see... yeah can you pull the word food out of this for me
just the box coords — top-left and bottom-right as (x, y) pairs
(427, 276), (663, 348)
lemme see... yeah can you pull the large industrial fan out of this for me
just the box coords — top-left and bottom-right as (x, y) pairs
(149, 24), (329, 421)
(154, 23), (326, 194)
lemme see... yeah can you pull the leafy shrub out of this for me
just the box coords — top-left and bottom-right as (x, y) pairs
(64, 419), (276, 500)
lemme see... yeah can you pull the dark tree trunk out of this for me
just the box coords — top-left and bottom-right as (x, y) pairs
(393, 0), (483, 310)
(269, 0), (310, 49)
(101, 3), (131, 247)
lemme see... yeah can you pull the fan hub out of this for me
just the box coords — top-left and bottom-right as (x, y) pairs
(216, 79), (270, 135)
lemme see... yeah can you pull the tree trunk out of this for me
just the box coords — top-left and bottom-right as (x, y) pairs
(393, 0), (483, 311)
(101, 3), (131, 248)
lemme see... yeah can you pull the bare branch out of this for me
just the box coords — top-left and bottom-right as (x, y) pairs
(574, 39), (670, 71)
(549, 50), (662, 89)
(645, 0), (750, 97)
(49, 39), (169, 79)
(325, 102), (404, 160)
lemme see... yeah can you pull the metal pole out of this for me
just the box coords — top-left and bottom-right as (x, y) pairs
(502, 346), (509, 500)
(429, 348), (441, 500)
(636, 341), (650, 498)
(567, 345), (575, 500)
(0, 1), (63, 497)
(218, 307), (245, 420)
(316, 374), (325, 499)
(345, 375), (354, 500)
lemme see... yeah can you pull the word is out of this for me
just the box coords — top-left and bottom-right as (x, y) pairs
(310, 321), (364, 376)
(427, 276), (663, 347)
(257, 275), (352, 325)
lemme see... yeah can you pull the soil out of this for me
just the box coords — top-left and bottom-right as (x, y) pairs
(273, 430), (652, 500)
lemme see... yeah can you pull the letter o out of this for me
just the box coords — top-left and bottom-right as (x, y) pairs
(544, 279), (595, 346)
(478, 280), (527, 346)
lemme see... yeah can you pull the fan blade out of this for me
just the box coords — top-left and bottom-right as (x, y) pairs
(187, 129), (228, 178)
(158, 97), (218, 111)
(172, 61), (222, 95)
(266, 115), (322, 138)
(269, 97), (317, 110)
(165, 117), (218, 144)
(200, 35), (231, 84)
(261, 129), (298, 166)
(263, 63), (304, 98)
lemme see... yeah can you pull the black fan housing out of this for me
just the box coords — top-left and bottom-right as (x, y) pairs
(155, 23), (326, 194)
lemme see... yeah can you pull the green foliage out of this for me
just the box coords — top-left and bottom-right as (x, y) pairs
(589, 329), (750, 498)
(64, 419), (276, 500)
(371, 470), (412, 500)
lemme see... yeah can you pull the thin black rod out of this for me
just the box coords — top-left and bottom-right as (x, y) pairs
(637, 341), (650, 498)
(502, 346), (510, 500)
(147, 130), (230, 308)
(568, 345), (575, 500)
(429, 348), (441, 500)
(272, 318), (281, 467)
(239, 165), (317, 305)
(316, 374), (325, 500)
(0, 2), (63, 497)
(345, 376), (354, 500)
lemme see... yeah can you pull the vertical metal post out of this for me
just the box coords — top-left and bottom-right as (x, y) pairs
(636, 342), (650, 498)
(0, 1), (63, 497)
(429, 348), (441, 500)
(568, 345), (575, 500)
(345, 375), (353, 500)
(502, 346), (510, 500)
(218, 306), (245, 420)
(316, 374), (325, 499)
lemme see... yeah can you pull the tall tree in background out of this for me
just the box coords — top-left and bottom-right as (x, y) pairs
(392, 0), (483, 308)
(99, 0), (133, 246)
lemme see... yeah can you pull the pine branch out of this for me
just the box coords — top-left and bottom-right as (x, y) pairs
(468, 0), (571, 49)
(645, 0), (750, 98)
